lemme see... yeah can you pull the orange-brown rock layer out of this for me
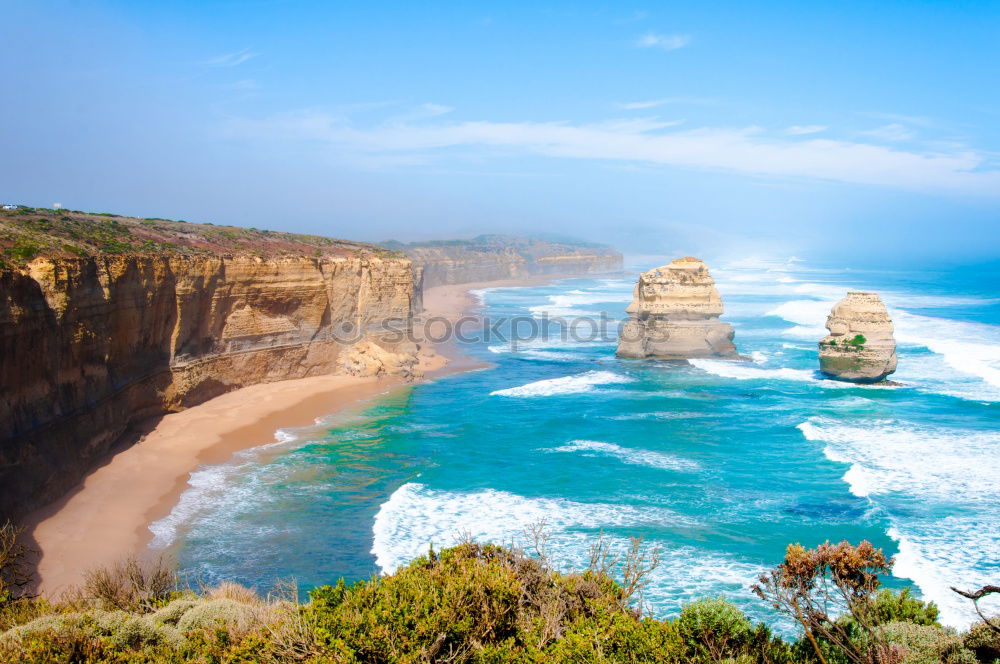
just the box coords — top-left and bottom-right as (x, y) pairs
(0, 254), (419, 520)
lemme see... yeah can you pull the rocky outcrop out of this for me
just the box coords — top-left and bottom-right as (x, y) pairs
(616, 257), (739, 360)
(0, 251), (421, 521)
(389, 235), (623, 288)
(818, 292), (897, 382)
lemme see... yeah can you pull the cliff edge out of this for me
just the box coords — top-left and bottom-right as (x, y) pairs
(818, 291), (897, 382)
(0, 208), (421, 521)
(616, 257), (739, 360)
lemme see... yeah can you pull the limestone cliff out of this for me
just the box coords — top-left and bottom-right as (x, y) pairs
(0, 208), (420, 520)
(818, 292), (897, 382)
(387, 235), (623, 288)
(616, 257), (739, 360)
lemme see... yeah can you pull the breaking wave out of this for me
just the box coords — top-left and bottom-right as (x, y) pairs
(490, 370), (633, 397)
(542, 440), (700, 472)
(798, 417), (1000, 627)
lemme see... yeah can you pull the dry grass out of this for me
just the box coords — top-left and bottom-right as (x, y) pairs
(78, 555), (176, 612)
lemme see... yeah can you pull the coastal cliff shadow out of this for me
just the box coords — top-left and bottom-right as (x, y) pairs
(19, 415), (167, 598)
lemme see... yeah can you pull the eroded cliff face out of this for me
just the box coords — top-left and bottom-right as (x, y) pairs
(0, 253), (419, 520)
(818, 291), (897, 382)
(616, 257), (739, 360)
(398, 237), (623, 288)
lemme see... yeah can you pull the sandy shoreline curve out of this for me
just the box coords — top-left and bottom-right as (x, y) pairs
(25, 278), (554, 597)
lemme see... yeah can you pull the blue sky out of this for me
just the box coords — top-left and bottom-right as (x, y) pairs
(3, 1), (999, 263)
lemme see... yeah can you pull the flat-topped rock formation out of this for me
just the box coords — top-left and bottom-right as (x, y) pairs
(616, 257), (739, 360)
(818, 291), (897, 382)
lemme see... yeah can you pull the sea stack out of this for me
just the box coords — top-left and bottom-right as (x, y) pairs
(616, 257), (739, 360)
(818, 292), (897, 382)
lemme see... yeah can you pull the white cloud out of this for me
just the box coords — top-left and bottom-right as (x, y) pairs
(635, 33), (691, 51)
(862, 123), (917, 141)
(225, 110), (1000, 195)
(786, 125), (828, 135)
(616, 96), (715, 110)
(202, 49), (258, 67)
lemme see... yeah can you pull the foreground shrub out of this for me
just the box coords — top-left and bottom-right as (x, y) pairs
(754, 540), (895, 664)
(305, 542), (680, 663)
(147, 597), (202, 626)
(877, 621), (976, 664)
(868, 588), (940, 628)
(81, 555), (176, 612)
(0, 520), (32, 605)
(175, 598), (259, 635)
(964, 619), (1000, 663)
(0, 539), (992, 664)
(675, 596), (791, 663)
(1, 609), (182, 650)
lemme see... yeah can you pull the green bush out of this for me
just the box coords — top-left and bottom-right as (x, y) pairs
(964, 619), (1000, 663)
(8, 242), (41, 261)
(175, 598), (257, 635)
(878, 620), (976, 664)
(0, 542), (993, 663)
(848, 334), (867, 347)
(147, 598), (202, 626)
(675, 597), (791, 663)
(869, 588), (940, 627)
(1, 609), (182, 650)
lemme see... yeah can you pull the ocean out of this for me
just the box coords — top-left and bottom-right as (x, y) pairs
(150, 258), (1000, 630)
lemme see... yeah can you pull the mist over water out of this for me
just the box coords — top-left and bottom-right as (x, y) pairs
(154, 258), (1000, 630)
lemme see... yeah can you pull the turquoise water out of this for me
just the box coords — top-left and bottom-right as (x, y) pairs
(153, 258), (1000, 629)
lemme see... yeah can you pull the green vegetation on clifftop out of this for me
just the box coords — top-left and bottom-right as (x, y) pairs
(0, 207), (401, 267)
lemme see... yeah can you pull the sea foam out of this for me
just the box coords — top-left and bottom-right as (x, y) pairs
(148, 426), (311, 549)
(490, 370), (633, 397)
(543, 440), (700, 472)
(370, 482), (768, 621)
(798, 417), (1000, 627)
(370, 482), (690, 573)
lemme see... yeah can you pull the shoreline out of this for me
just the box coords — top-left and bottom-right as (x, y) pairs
(25, 276), (565, 597)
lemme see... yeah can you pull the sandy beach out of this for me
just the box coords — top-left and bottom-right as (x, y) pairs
(26, 278), (546, 597)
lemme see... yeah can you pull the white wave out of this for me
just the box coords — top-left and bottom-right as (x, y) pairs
(893, 311), (1000, 391)
(487, 336), (614, 354)
(467, 288), (497, 306)
(543, 440), (700, 472)
(148, 426), (312, 549)
(691, 359), (814, 382)
(526, 286), (631, 319)
(490, 370), (632, 397)
(889, 521), (1000, 629)
(800, 418), (1000, 502)
(371, 482), (691, 573)
(750, 351), (768, 363)
(690, 359), (905, 391)
(799, 417), (1000, 628)
(371, 482), (766, 621)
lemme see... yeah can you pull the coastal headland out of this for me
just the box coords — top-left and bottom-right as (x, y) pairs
(0, 206), (622, 596)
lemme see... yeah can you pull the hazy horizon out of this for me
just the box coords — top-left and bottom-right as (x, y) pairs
(3, 1), (999, 265)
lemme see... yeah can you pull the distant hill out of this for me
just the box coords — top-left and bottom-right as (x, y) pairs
(383, 234), (623, 288)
